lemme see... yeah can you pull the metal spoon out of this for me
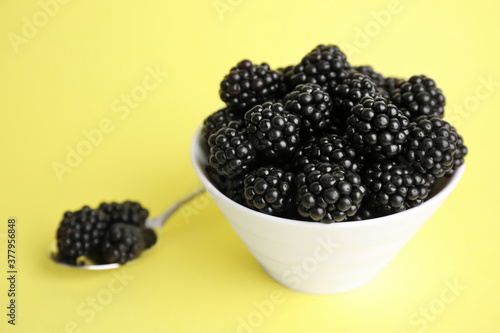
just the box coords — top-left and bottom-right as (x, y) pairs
(49, 187), (205, 270)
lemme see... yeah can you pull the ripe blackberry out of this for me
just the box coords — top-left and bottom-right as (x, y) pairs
(391, 75), (445, 121)
(56, 201), (150, 264)
(283, 83), (332, 135)
(101, 223), (156, 264)
(404, 116), (458, 178)
(219, 60), (281, 112)
(329, 73), (378, 129)
(362, 161), (434, 214)
(445, 132), (467, 177)
(201, 108), (241, 143)
(244, 102), (301, 160)
(285, 45), (351, 89)
(352, 66), (385, 87)
(346, 96), (410, 160)
(208, 127), (256, 178)
(295, 162), (366, 223)
(98, 201), (149, 228)
(297, 134), (362, 173)
(56, 206), (110, 263)
(244, 167), (294, 216)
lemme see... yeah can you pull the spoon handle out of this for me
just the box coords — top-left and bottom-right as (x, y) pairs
(145, 186), (206, 229)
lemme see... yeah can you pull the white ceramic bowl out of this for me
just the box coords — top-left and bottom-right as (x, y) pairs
(190, 128), (465, 294)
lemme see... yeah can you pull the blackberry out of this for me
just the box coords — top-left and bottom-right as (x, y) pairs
(244, 167), (294, 216)
(98, 201), (149, 228)
(56, 206), (110, 263)
(352, 66), (385, 87)
(297, 134), (361, 173)
(219, 60), (281, 112)
(201, 108), (241, 143)
(391, 75), (445, 121)
(362, 161), (434, 214)
(245, 102), (301, 160)
(101, 223), (156, 264)
(346, 96), (410, 160)
(285, 45), (351, 89)
(208, 127), (256, 178)
(283, 83), (332, 135)
(295, 162), (366, 223)
(56, 201), (150, 264)
(404, 116), (458, 178)
(445, 132), (467, 177)
(329, 73), (378, 130)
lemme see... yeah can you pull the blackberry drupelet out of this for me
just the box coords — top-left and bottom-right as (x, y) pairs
(285, 45), (351, 89)
(295, 162), (366, 223)
(201, 108), (241, 143)
(297, 134), (362, 173)
(403, 116), (458, 178)
(352, 66), (385, 87)
(346, 95), (410, 160)
(362, 161), (434, 215)
(101, 223), (156, 264)
(283, 83), (332, 136)
(208, 127), (257, 178)
(244, 167), (294, 216)
(245, 102), (301, 160)
(219, 60), (281, 112)
(391, 75), (445, 121)
(445, 132), (467, 177)
(329, 73), (378, 130)
(56, 206), (110, 263)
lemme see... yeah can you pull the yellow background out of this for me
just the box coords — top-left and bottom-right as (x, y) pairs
(1, 0), (499, 332)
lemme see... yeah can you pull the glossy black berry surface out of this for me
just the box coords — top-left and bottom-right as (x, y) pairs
(403, 116), (458, 177)
(245, 102), (301, 160)
(347, 96), (410, 160)
(220, 60), (281, 112)
(392, 75), (446, 121)
(295, 162), (366, 223)
(283, 83), (332, 136)
(244, 167), (294, 216)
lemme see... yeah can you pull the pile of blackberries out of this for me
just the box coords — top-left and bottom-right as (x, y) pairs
(203, 44), (467, 223)
(56, 201), (156, 264)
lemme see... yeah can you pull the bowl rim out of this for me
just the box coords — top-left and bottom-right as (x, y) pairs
(190, 126), (466, 229)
